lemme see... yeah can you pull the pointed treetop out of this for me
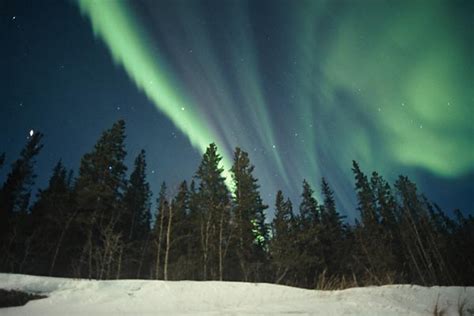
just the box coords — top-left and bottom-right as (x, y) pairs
(300, 179), (319, 223)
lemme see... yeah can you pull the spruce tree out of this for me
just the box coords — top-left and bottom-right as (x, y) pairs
(296, 180), (322, 288)
(30, 161), (75, 276)
(270, 190), (295, 284)
(352, 161), (377, 226)
(321, 178), (345, 231)
(123, 150), (151, 242)
(0, 132), (43, 272)
(231, 147), (268, 282)
(351, 161), (387, 284)
(299, 180), (319, 226)
(194, 143), (230, 280)
(395, 176), (442, 285)
(121, 150), (151, 278)
(369, 172), (401, 280)
(169, 181), (190, 279)
(0, 132), (43, 219)
(74, 120), (127, 279)
(319, 178), (345, 277)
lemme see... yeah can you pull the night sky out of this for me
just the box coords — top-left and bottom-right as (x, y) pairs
(1, 0), (473, 220)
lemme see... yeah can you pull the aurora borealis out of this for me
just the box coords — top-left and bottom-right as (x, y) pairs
(2, 0), (473, 218)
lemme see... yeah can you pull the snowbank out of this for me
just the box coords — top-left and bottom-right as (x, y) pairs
(0, 273), (472, 315)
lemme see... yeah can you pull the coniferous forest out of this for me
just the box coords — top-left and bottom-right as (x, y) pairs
(0, 120), (473, 289)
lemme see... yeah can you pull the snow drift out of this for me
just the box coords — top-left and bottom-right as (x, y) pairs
(0, 273), (472, 315)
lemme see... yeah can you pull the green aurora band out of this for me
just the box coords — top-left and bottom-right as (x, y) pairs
(77, 0), (236, 187)
(77, 0), (473, 215)
(321, 1), (473, 177)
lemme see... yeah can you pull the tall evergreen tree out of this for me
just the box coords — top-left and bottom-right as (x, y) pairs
(29, 161), (76, 276)
(168, 181), (191, 280)
(369, 172), (401, 280)
(0, 132), (43, 221)
(296, 180), (322, 288)
(270, 191), (295, 284)
(231, 147), (269, 282)
(74, 120), (127, 279)
(351, 161), (389, 284)
(0, 132), (43, 271)
(352, 161), (377, 226)
(320, 178), (345, 232)
(395, 176), (445, 285)
(123, 150), (151, 242)
(299, 180), (319, 225)
(121, 150), (151, 278)
(194, 143), (230, 280)
(319, 178), (345, 277)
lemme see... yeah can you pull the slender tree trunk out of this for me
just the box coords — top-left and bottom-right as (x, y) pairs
(405, 211), (433, 284)
(164, 205), (173, 280)
(275, 266), (289, 284)
(128, 211), (137, 241)
(49, 227), (67, 276)
(116, 244), (123, 279)
(218, 207), (224, 281)
(105, 233), (117, 279)
(136, 237), (149, 279)
(154, 207), (165, 279)
(200, 210), (212, 280)
(49, 212), (76, 276)
(87, 231), (93, 279)
(222, 214), (234, 273)
(19, 232), (35, 274)
(405, 237), (425, 284)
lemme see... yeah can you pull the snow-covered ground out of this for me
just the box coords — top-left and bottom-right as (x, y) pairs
(0, 273), (473, 315)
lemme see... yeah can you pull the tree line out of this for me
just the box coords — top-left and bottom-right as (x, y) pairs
(0, 120), (472, 288)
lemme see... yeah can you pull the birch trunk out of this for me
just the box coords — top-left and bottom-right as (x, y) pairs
(164, 204), (173, 280)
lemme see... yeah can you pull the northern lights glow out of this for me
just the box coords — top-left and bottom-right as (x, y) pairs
(77, 0), (235, 186)
(76, 0), (473, 217)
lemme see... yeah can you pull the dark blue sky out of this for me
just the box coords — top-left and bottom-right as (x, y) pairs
(1, 0), (473, 220)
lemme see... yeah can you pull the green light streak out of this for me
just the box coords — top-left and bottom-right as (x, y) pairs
(172, 2), (248, 152)
(227, 3), (290, 185)
(77, 0), (235, 187)
(76, 0), (472, 216)
(290, 1), (328, 194)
